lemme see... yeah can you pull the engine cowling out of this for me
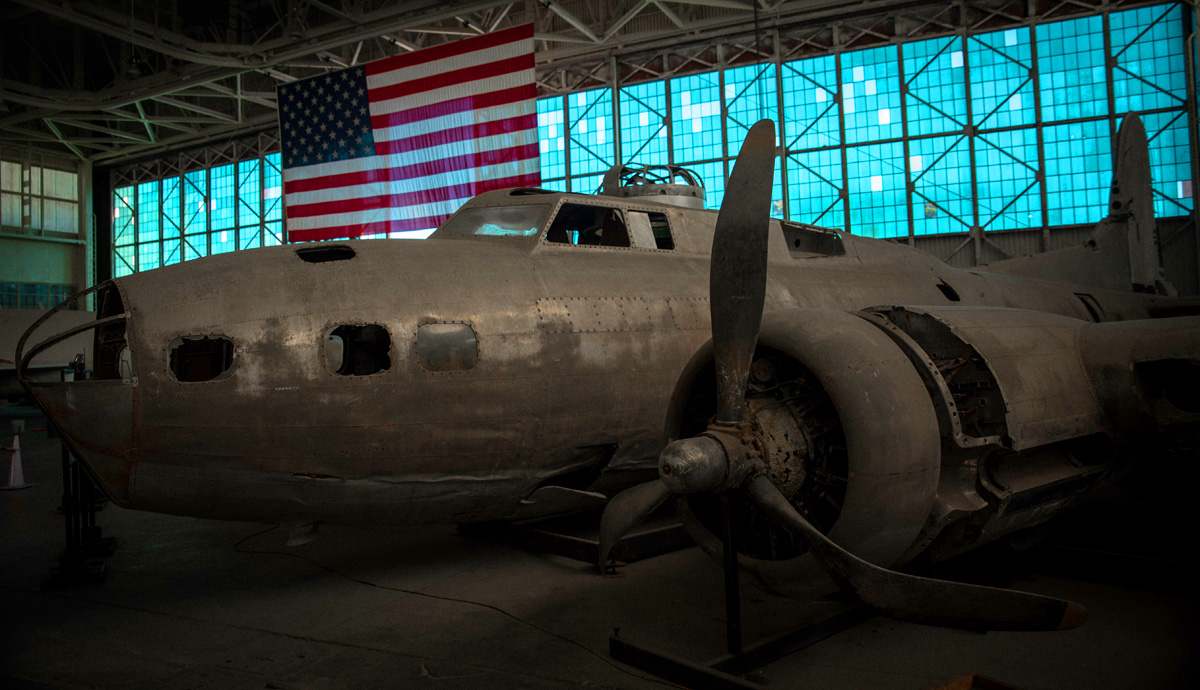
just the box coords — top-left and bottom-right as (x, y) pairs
(665, 306), (1145, 596)
(665, 308), (941, 596)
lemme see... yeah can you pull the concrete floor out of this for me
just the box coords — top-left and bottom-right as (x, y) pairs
(2, 424), (1197, 690)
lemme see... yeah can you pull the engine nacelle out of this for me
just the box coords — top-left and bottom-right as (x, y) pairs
(667, 306), (1139, 595)
(666, 308), (942, 596)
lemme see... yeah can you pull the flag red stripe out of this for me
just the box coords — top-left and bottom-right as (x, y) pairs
(287, 216), (451, 243)
(365, 24), (533, 78)
(369, 54), (534, 104)
(286, 172), (542, 218)
(373, 113), (536, 156)
(284, 142), (540, 195)
(369, 83), (535, 131)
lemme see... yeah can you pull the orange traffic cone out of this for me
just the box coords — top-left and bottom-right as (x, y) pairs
(2, 434), (33, 490)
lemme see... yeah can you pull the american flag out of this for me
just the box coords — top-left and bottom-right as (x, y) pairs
(278, 24), (539, 243)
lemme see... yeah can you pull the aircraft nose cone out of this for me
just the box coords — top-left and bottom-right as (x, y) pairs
(30, 382), (136, 504)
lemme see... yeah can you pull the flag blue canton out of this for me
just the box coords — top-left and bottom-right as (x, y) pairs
(278, 67), (376, 170)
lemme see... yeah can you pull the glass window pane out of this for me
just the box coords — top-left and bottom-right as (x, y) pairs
(113, 186), (136, 246)
(969, 27), (1035, 130)
(671, 72), (723, 163)
(1037, 16), (1107, 122)
(136, 181), (160, 244)
(841, 45), (902, 144)
(210, 164), (235, 231)
(537, 97), (567, 180)
(212, 228), (236, 255)
(1141, 111), (1192, 217)
(976, 128), (1041, 230)
(238, 159), (261, 233)
(782, 54), (840, 152)
(137, 240), (161, 272)
(847, 141), (907, 238)
(568, 88), (614, 176)
(1, 192), (20, 227)
(724, 63), (778, 157)
(1111, 4), (1187, 113)
(113, 246), (135, 278)
(619, 81), (668, 167)
(684, 160), (726, 210)
(909, 135), (972, 236)
(904, 37), (967, 137)
(0, 161), (19, 192)
(1044, 121), (1111, 226)
(786, 149), (844, 228)
(264, 153), (283, 222)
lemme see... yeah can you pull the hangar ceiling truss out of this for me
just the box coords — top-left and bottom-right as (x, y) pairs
(0, 0), (1178, 164)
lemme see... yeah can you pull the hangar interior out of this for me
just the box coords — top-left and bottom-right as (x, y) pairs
(2, 1), (1199, 689)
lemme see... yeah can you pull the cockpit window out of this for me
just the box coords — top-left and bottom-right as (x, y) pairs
(438, 204), (550, 238)
(545, 204), (630, 247)
(326, 324), (391, 376)
(169, 335), (235, 382)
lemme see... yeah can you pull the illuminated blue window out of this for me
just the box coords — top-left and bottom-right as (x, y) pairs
(571, 173), (604, 195)
(210, 164), (235, 236)
(847, 142), (906, 237)
(786, 149), (843, 228)
(182, 170), (208, 261)
(909, 136), (972, 236)
(136, 181), (160, 271)
(539, 178), (567, 192)
(903, 37), (967, 137)
(1140, 111), (1193, 217)
(671, 72), (724, 163)
(238, 159), (261, 249)
(724, 63), (778, 157)
(976, 128), (1041, 231)
(113, 186), (135, 248)
(781, 54), (840, 152)
(687, 160), (726, 210)
(1037, 16), (1108, 122)
(1110, 4), (1187, 113)
(969, 27), (1035, 130)
(568, 88), (614, 176)
(113, 246), (134, 278)
(264, 153), (283, 223)
(841, 46), (902, 144)
(619, 81), (668, 167)
(537, 97), (567, 181)
(1044, 121), (1111, 226)
(161, 177), (181, 265)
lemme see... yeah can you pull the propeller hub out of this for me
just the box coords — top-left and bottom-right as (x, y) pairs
(658, 436), (728, 494)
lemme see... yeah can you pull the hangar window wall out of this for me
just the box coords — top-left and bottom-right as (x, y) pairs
(2, 157), (81, 308)
(536, 2), (1193, 238)
(111, 153), (284, 277)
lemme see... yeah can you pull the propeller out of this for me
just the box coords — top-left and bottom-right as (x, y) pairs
(596, 118), (1086, 632)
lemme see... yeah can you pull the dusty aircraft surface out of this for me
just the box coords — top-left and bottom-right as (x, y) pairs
(17, 115), (1200, 633)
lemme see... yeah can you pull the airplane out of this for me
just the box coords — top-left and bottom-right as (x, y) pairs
(15, 114), (1200, 633)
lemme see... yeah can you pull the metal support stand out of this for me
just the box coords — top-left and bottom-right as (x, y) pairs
(609, 494), (872, 689)
(43, 360), (115, 589)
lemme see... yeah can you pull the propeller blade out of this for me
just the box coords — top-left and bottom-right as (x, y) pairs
(744, 475), (1087, 632)
(598, 480), (673, 570)
(710, 119), (777, 424)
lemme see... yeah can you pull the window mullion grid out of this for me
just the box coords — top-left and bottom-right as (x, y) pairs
(898, 42), (915, 243)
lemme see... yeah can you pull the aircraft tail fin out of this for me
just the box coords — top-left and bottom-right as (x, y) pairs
(982, 115), (1174, 295)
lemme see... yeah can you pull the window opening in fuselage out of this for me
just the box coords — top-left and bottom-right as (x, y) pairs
(327, 324), (391, 376)
(545, 204), (630, 247)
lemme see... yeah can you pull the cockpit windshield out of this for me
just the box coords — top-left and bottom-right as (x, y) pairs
(436, 204), (551, 239)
